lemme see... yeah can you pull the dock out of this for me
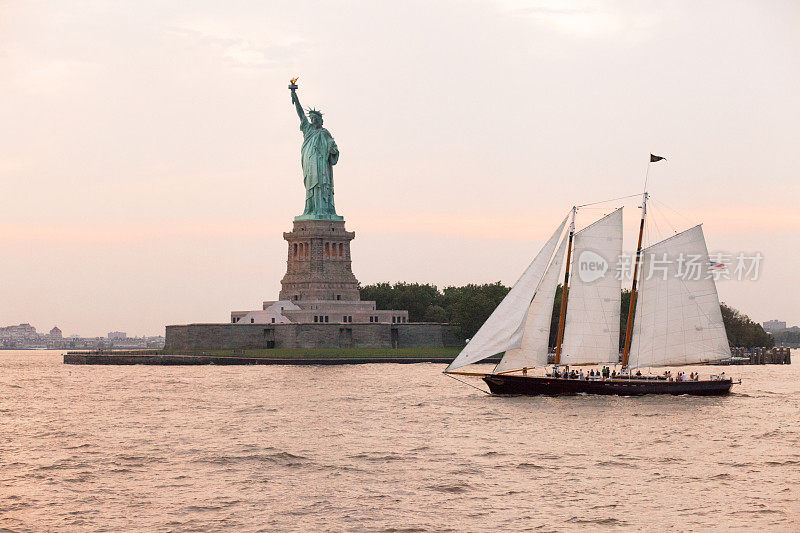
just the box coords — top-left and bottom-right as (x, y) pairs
(62, 348), (497, 366)
(712, 347), (791, 365)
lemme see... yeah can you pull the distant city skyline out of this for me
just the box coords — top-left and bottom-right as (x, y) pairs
(1, 1), (798, 336)
(0, 322), (164, 349)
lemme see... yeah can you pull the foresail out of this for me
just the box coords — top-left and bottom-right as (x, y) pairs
(446, 216), (568, 371)
(561, 209), (623, 366)
(628, 225), (731, 368)
(494, 232), (568, 372)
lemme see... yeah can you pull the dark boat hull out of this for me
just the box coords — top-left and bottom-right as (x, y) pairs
(483, 375), (733, 396)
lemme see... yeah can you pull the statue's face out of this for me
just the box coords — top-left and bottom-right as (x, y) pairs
(310, 114), (323, 128)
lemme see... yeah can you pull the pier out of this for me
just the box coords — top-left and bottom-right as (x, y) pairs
(62, 347), (498, 366)
(713, 347), (792, 365)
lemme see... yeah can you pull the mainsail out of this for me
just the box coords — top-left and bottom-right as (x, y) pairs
(628, 225), (731, 368)
(446, 216), (568, 371)
(560, 209), (623, 366)
(494, 233), (569, 372)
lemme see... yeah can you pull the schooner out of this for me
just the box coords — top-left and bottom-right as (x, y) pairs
(444, 163), (735, 396)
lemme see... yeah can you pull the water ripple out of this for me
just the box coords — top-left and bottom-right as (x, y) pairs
(2, 351), (800, 532)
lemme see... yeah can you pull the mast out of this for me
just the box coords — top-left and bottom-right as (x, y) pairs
(622, 160), (654, 367)
(554, 206), (576, 365)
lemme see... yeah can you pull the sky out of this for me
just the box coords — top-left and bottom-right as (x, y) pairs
(1, 0), (798, 337)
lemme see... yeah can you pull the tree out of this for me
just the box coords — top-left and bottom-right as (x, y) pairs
(772, 327), (800, 348)
(442, 283), (509, 340)
(720, 303), (774, 348)
(359, 282), (443, 322)
(359, 282), (395, 313)
(422, 305), (448, 323)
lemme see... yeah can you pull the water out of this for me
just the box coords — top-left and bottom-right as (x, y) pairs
(2, 350), (799, 531)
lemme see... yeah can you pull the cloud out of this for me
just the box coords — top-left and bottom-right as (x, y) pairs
(496, 0), (656, 40)
(1, 45), (97, 95)
(0, 219), (270, 245)
(167, 17), (307, 70)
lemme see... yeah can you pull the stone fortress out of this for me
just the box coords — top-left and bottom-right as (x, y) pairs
(164, 81), (458, 352)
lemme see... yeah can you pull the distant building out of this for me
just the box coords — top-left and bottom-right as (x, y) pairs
(763, 320), (787, 333)
(46, 326), (64, 348)
(0, 323), (38, 341)
(0, 324), (164, 349)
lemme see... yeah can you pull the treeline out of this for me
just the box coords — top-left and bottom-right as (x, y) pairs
(360, 282), (774, 349)
(720, 304), (775, 348)
(771, 328), (800, 347)
(360, 282), (509, 341)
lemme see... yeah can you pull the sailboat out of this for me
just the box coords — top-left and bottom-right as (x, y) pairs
(444, 182), (735, 396)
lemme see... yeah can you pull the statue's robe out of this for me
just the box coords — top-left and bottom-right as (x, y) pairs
(300, 119), (339, 216)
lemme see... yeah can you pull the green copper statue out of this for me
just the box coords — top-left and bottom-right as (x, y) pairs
(289, 78), (343, 221)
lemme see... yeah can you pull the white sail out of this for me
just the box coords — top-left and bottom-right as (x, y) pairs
(560, 209), (623, 366)
(628, 225), (731, 368)
(494, 233), (568, 372)
(446, 216), (568, 371)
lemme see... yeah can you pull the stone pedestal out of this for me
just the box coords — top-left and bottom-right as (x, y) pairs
(279, 219), (360, 301)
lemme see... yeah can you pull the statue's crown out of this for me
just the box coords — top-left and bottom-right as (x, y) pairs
(307, 107), (323, 118)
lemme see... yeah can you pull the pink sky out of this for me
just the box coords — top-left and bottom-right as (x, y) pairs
(1, 1), (798, 336)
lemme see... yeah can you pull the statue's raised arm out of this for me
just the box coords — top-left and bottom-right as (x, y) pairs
(289, 78), (307, 126)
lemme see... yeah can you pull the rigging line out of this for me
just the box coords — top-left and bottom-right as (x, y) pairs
(443, 372), (491, 395)
(650, 202), (685, 238)
(576, 193), (640, 208)
(652, 203), (679, 236)
(650, 197), (694, 226)
(650, 208), (665, 244)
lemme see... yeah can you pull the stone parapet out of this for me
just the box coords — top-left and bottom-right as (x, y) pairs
(165, 323), (461, 351)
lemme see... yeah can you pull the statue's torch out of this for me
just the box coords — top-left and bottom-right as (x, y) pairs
(289, 77), (299, 104)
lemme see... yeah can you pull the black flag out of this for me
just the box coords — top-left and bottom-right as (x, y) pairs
(650, 154), (666, 162)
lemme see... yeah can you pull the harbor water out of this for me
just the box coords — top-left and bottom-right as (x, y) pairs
(2, 350), (798, 531)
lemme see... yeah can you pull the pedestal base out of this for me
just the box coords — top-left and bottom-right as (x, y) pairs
(280, 218), (359, 301)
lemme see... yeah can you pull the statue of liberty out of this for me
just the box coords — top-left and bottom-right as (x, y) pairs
(289, 78), (343, 221)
